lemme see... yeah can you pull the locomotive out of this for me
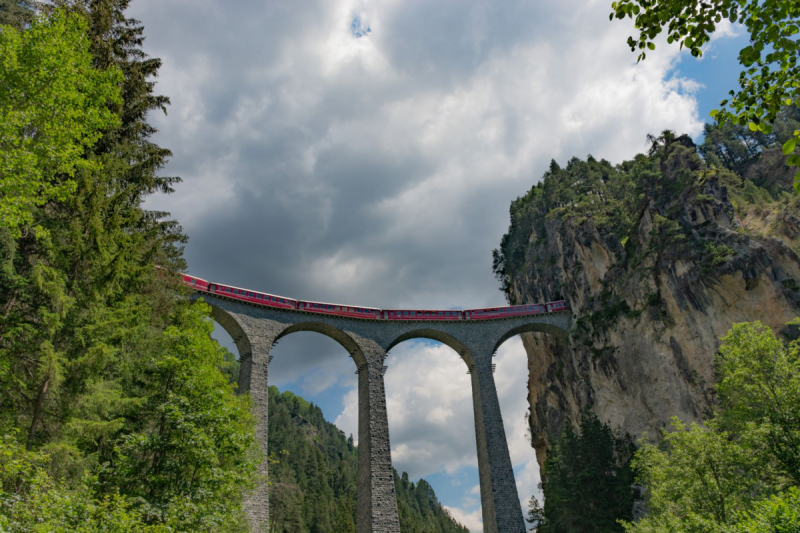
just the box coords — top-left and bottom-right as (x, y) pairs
(182, 274), (568, 320)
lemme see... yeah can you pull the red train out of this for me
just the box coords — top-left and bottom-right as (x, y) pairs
(181, 274), (567, 320)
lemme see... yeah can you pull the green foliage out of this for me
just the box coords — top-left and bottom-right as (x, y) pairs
(625, 419), (771, 533)
(528, 411), (636, 533)
(699, 107), (800, 194)
(395, 473), (468, 533)
(729, 488), (800, 533)
(609, 0), (800, 192)
(0, 434), (168, 532)
(268, 386), (468, 533)
(97, 301), (258, 531)
(0, 9), (122, 237)
(609, 0), (800, 127)
(715, 321), (800, 485)
(495, 121), (798, 309)
(0, 0), (36, 30)
(0, 3), (257, 531)
(623, 322), (800, 533)
(703, 242), (735, 270)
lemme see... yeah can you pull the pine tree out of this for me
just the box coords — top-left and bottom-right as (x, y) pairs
(0, 4), (258, 531)
(531, 411), (636, 533)
(0, 0), (36, 30)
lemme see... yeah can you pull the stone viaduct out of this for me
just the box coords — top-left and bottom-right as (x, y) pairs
(197, 292), (570, 533)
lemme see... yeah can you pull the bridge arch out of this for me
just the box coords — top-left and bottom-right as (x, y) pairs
(491, 321), (569, 355)
(207, 301), (253, 362)
(386, 328), (476, 368)
(275, 321), (366, 368)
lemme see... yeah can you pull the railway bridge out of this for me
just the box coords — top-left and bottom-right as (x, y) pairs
(195, 291), (570, 533)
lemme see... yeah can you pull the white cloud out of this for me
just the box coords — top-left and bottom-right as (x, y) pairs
(445, 506), (483, 533)
(384, 341), (477, 478)
(334, 386), (360, 445)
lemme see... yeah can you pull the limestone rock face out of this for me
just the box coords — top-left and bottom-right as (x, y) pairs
(507, 158), (800, 468)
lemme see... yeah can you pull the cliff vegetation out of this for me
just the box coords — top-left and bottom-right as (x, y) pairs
(493, 110), (800, 465)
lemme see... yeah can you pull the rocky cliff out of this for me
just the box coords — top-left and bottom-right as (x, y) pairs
(494, 129), (800, 467)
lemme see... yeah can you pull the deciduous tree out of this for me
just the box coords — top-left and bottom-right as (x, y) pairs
(609, 0), (800, 192)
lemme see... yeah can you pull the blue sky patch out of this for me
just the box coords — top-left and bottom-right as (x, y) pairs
(351, 16), (371, 38)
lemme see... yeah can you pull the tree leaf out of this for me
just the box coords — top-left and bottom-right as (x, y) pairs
(783, 138), (797, 156)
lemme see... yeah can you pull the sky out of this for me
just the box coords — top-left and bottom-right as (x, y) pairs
(128, 1), (747, 530)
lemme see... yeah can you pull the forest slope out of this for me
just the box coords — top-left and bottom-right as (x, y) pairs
(267, 387), (469, 533)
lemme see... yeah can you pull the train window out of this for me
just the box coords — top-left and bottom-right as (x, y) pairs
(279, 298), (284, 303)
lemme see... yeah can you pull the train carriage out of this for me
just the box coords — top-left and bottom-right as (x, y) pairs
(299, 301), (382, 320)
(464, 303), (546, 320)
(182, 274), (209, 292)
(383, 309), (463, 321)
(209, 282), (297, 310)
(546, 300), (567, 313)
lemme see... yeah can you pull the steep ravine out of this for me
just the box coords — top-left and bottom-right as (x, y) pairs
(496, 137), (800, 467)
